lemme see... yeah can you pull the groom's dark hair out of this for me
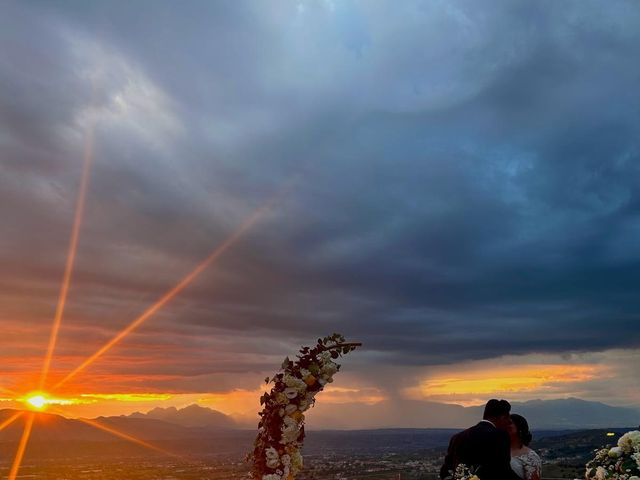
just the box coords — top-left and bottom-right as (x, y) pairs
(483, 399), (511, 419)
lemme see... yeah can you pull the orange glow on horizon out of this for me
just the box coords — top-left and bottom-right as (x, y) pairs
(20, 392), (75, 411)
(52, 201), (273, 392)
(410, 364), (603, 402)
(40, 107), (96, 391)
(9, 412), (35, 480)
(79, 393), (174, 402)
(0, 386), (17, 396)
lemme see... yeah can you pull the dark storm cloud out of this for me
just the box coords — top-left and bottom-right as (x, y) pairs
(2, 0), (640, 390)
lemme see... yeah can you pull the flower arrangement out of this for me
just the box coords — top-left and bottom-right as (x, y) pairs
(452, 463), (480, 480)
(585, 430), (640, 480)
(249, 333), (361, 480)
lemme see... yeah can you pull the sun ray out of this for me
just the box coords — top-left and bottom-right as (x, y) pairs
(39, 109), (96, 391)
(0, 411), (24, 432)
(52, 200), (274, 391)
(77, 417), (184, 459)
(8, 412), (35, 480)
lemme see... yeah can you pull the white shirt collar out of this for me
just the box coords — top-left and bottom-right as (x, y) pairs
(481, 419), (496, 428)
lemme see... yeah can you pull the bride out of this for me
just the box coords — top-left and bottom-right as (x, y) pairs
(509, 414), (542, 480)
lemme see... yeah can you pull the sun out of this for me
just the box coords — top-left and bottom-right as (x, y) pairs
(24, 392), (50, 411)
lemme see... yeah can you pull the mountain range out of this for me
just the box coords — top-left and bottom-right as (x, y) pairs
(304, 397), (640, 430)
(115, 397), (640, 430)
(0, 397), (636, 448)
(126, 404), (236, 429)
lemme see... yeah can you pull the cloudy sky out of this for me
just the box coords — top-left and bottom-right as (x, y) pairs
(1, 0), (639, 426)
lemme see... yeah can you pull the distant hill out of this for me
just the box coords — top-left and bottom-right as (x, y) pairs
(471, 398), (640, 430)
(305, 397), (640, 430)
(0, 409), (249, 460)
(0, 409), (210, 443)
(126, 404), (236, 429)
(534, 427), (634, 464)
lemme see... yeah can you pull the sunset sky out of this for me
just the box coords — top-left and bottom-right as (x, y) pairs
(1, 1), (640, 428)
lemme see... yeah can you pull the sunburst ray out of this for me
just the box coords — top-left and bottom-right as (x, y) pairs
(0, 411), (24, 431)
(39, 108), (96, 391)
(52, 201), (273, 391)
(8, 412), (35, 480)
(77, 417), (184, 459)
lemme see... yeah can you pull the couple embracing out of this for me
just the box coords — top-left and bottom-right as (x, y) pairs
(440, 399), (542, 480)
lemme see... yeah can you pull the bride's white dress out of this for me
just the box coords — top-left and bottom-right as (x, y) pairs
(510, 450), (542, 480)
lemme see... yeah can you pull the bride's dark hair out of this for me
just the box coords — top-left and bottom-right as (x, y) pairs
(511, 414), (533, 446)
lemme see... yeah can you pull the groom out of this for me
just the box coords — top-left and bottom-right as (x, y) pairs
(439, 399), (521, 480)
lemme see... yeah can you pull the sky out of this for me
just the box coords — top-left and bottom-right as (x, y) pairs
(1, 0), (640, 428)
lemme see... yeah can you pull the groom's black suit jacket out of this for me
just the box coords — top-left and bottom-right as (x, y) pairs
(439, 421), (521, 480)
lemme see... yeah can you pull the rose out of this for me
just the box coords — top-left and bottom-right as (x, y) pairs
(284, 387), (298, 400)
(618, 431), (640, 453)
(320, 361), (338, 377)
(608, 447), (623, 458)
(265, 447), (279, 460)
(290, 450), (303, 471)
(284, 375), (307, 393)
(266, 457), (280, 469)
(318, 351), (332, 363)
(280, 416), (300, 444)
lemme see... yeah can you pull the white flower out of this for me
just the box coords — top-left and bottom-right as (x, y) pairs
(281, 454), (291, 466)
(595, 466), (607, 480)
(317, 378), (327, 386)
(280, 416), (300, 444)
(618, 431), (640, 453)
(318, 351), (332, 363)
(262, 475), (281, 480)
(633, 452), (640, 468)
(300, 368), (311, 377)
(284, 404), (297, 415)
(265, 447), (279, 460)
(629, 476), (640, 480)
(275, 392), (288, 405)
(266, 457), (280, 469)
(284, 387), (298, 399)
(608, 446), (623, 458)
(282, 416), (297, 431)
(284, 374), (307, 393)
(321, 361), (338, 377)
(290, 450), (303, 471)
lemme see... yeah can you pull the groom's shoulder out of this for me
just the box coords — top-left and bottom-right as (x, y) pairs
(468, 421), (506, 440)
(469, 421), (492, 432)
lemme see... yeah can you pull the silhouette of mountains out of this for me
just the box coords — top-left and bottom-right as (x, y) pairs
(0, 397), (636, 449)
(126, 404), (236, 429)
(0, 409), (217, 443)
(306, 397), (640, 429)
